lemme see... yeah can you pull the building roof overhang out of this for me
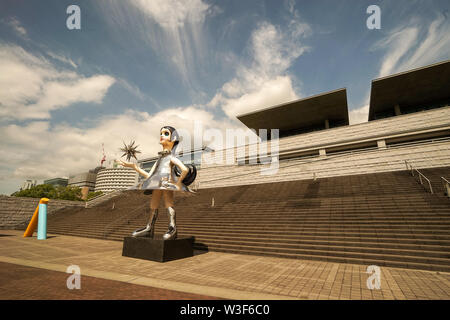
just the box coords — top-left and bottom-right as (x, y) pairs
(236, 88), (349, 135)
(369, 60), (450, 120)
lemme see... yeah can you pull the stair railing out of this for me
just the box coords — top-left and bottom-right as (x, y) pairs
(441, 177), (450, 198)
(85, 189), (123, 208)
(404, 160), (434, 194)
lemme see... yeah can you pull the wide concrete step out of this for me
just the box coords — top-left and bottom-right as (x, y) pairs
(175, 208), (450, 216)
(48, 223), (450, 237)
(187, 236), (450, 258)
(49, 224), (450, 238)
(134, 216), (450, 223)
(192, 241), (450, 266)
(132, 221), (450, 232)
(60, 224), (445, 240)
(150, 230), (450, 247)
(49, 221), (450, 237)
(192, 244), (450, 272)
(48, 215), (450, 225)
(178, 201), (450, 208)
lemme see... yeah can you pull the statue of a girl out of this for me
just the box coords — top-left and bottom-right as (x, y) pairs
(116, 126), (196, 240)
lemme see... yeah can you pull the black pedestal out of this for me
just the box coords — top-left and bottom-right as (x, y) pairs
(122, 236), (195, 262)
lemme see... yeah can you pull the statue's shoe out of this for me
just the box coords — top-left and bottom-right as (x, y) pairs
(132, 224), (154, 238)
(162, 226), (177, 240)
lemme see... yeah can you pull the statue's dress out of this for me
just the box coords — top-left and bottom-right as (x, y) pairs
(130, 150), (192, 193)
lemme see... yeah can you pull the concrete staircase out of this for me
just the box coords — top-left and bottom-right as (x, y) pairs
(35, 168), (450, 272)
(418, 167), (450, 197)
(85, 190), (124, 208)
(0, 196), (84, 230)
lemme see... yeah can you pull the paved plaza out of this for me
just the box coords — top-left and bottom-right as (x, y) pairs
(0, 261), (220, 300)
(0, 230), (449, 300)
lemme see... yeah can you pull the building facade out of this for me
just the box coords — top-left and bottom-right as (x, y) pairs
(94, 167), (138, 193)
(43, 178), (68, 187)
(68, 172), (97, 192)
(198, 60), (450, 189)
(20, 180), (37, 191)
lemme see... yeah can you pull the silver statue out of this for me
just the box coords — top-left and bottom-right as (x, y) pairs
(116, 126), (196, 240)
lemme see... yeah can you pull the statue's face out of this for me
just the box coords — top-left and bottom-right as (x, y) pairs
(160, 128), (174, 149)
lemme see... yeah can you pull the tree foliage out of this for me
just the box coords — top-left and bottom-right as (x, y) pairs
(86, 191), (103, 201)
(11, 184), (83, 201)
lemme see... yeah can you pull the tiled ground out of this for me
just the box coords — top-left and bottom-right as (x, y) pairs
(0, 262), (220, 300)
(0, 230), (449, 300)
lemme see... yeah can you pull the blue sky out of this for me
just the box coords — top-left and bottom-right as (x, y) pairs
(1, 0), (449, 194)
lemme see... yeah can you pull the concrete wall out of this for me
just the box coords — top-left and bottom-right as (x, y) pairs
(198, 107), (450, 189)
(0, 196), (85, 230)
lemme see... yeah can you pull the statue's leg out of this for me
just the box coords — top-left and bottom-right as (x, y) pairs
(162, 191), (177, 240)
(132, 190), (162, 238)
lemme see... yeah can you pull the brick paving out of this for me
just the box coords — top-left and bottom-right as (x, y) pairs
(0, 262), (220, 300)
(0, 230), (449, 300)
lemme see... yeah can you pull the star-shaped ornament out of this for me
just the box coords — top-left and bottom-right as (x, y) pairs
(120, 140), (141, 162)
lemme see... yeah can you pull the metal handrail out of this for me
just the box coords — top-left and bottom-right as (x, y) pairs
(86, 193), (106, 202)
(441, 177), (450, 197)
(85, 190), (122, 208)
(404, 160), (434, 194)
(86, 191), (114, 203)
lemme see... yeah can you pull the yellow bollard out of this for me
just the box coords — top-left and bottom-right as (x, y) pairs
(23, 198), (49, 237)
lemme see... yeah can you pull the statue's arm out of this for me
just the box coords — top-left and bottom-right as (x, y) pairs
(170, 156), (188, 189)
(116, 160), (151, 179)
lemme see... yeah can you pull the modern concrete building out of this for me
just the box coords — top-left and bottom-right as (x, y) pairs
(237, 88), (349, 139)
(94, 167), (138, 193)
(369, 60), (450, 120)
(68, 172), (97, 192)
(43, 178), (68, 187)
(20, 180), (37, 191)
(198, 60), (450, 189)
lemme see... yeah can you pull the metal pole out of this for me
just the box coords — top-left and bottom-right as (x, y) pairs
(37, 202), (48, 240)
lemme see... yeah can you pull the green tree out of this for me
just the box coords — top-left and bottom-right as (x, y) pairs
(86, 191), (103, 201)
(56, 186), (83, 201)
(12, 184), (83, 201)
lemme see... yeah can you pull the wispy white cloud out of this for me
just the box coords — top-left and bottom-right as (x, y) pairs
(394, 14), (450, 72)
(132, 0), (210, 28)
(208, 13), (311, 119)
(3, 16), (27, 38)
(219, 76), (299, 118)
(115, 77), (163, 109)
(0, 44), (115, 121)
(101, 0), (218, 87)
(376, 14), (450, 78)
(352, 14), (450, 124)
(45, 51), (78, 69)
(99, 0), (310, 120)
(376, 27), (418, 77)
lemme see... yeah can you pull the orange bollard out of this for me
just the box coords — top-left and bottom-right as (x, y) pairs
(23, 198), (49, 237)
